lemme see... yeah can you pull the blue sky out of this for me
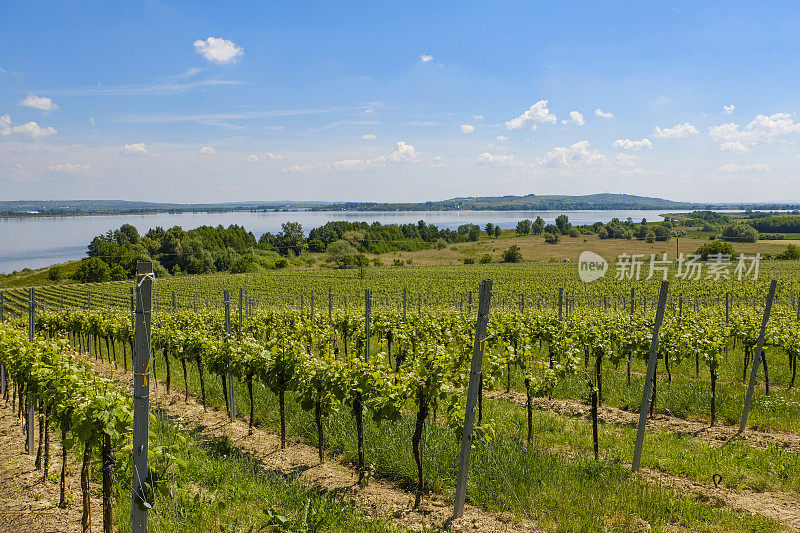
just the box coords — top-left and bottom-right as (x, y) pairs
(2, 1), (800, 203)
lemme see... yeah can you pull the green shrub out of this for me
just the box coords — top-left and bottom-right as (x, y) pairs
(479, 254), (492, 264)
(502, 245), (523, 263)
(463, 257), (475, 265)
(695, 240), (736, 260)
(776, 245), (800, 260)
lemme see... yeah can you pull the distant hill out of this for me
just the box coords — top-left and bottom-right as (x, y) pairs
(2, 195), (796, 217)
(314, 193), (701, 211)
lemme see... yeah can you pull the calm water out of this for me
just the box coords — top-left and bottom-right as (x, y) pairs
(0, 209), (687, 273)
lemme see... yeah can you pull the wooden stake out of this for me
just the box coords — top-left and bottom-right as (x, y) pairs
(740, 279), (777, 433)
(132, 262), (153, 533)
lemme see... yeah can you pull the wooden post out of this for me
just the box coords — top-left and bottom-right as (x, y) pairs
(740, 279), (777, 433)
(27, 288), (35, 455)
(631, 280), (669, 472)
(520, 293), (525, 313)
(310, 291), (315, 316)
(453, 279), (492, 519)
(328, 287), (333, 324)
(364, 290), (371, 363)
(172, 291), (176, 312)
(0, 291), (5, 397)
(558, 288), (564, 322)
(630, 287), (635, 316)
(132, 262), (153, 533)
(225, 291), (237, 421)
(403, 288), (407, 322)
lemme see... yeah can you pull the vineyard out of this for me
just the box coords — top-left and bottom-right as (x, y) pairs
(2, 261), (800, 531)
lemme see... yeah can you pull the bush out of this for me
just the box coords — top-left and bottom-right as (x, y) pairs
(760, 233), (785, 240)
(502, 245), (523, 263)
(372, 258), (383, 266)
(274, 258), (289, 269)
(47, 265), (62, 281)
(463, 257), (475, 265)
(544, 232), (560, 244)
(721, 223), (758, 243)
(568, 227), (580, 238)
(645, 230), (656, 243)
(435, 238), (447, 250)
(393, 259), (404, 267)
(479, 254), (492, 264)
(695, 240), (736, 260)
(776, 245), (800, 260)
(110, 264), (127, 281)
(72, 257), (110, 283)
(327, 239), (359, 268)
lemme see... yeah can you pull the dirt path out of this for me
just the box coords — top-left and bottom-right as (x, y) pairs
(488, 390), (800, 452)
(87, 357), (534, 533)
(0, 404), (103, 533)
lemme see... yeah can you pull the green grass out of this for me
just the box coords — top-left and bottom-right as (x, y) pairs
(91, 338), (783, 532)
(109, 414), (410, 533)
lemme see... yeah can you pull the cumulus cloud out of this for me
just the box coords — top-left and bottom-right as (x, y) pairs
(612, 138), (653, 150)
(200, 146), (216, 154)
(50, 163), (91, 174)
(120, 142), (148, 155)
(266, 152), (284, 160)
(0, 115), (57, 137)
(540, 140), (608, 168)
(420, 54), (434, 62)
(247, 152), (283, 162)
(718, 163), (771, 174)
(476, 152), (520, 167)
(654, 122), (698, 138)
(595, 109), (614, 118)
(472, 114), (484, 120)
(724, 105), (735, 115)
(460, 124), (475, 134)
(194, 37), (244, 64)
(330, 141), (419, 171)
(709, 113), (800, 152)
(360, 133), (377, 140)
(615, 153), (636, 168)
(505, 100), (557, 130)
(19, 93), (57, 111)
(495, 135), (509, 142)
(562, 111), (585, 125)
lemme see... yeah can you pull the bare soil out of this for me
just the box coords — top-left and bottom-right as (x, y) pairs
(0, 403), (104, 533)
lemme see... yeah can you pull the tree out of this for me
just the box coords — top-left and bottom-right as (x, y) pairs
(532, 217), (545, 235)
(516, 219), (532, 235)
(555, 215), (571, 233)
(72, 258), (111, 283)
(307, 238), (326, 253)
(484, 223), (494, 237)
(544, 232), (560, 244)
(275, 222), (306, 256)
(777, 245), (800, 260)
(327, 239), (359, 268)
(502, 245), (523, 263)
(569, 227), (581, 238)
(493, 225), (501, 238)
(721, 223), (758, 243)
(645, 230), (656, 243)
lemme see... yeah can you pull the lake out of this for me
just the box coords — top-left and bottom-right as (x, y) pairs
(0, 209), (689, 273)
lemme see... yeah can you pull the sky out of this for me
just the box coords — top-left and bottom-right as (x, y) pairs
(2, 1), (800, 204)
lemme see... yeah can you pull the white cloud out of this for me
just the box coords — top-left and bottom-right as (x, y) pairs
(193, 37), (244, 64)
(724, 105), (735, 115)
(430, 155), (445, 168)
(562, 110), (585, 125)
(0, 115), (57, 137)
(246, 154), (259, 162)
(266, 152), (284, 160)
(615, 153), (636, 168)
(718, 163), (771, 174)
(540, 140), (608, 168)
(709, 113), (800, 152)
(330, 141), (419, 171)
(19, 93), (57, 111)
(473, 114), (484, 120)
(595, 109), (614, 119)
(50, 163), (91, 174)
(420, 54), (434, 62)
(476, 152), (520, 167)
(720, 141), (749, 153)
(360, 133), (377, 140)
(495, 135), (509, 142)
(120, 142), (148, 155)
(460, 124), (475, 134)
(200, 146), (216, 154)
(282, 164), (315, 174)
(89, 117), (95, 126)
(505, 100), (557, 130)
(612, 138), (653, 150)
(654, 122), (698, 138)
